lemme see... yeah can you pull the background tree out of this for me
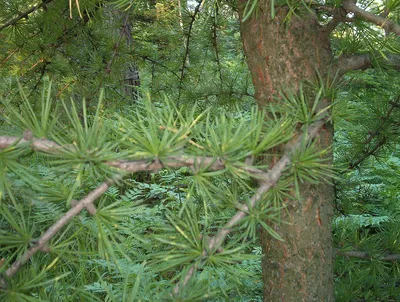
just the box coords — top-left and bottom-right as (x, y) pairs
(0, 0), (400, 301)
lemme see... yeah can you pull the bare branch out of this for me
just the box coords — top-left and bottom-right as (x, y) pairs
(105, 10), (131, 74)
(342, 0), (400, 36)
(336, 54), (372, 75)
(302, 1), (355, 32)
(335, 249), (400, 261)
(309, 0), (400, 35)
(0, 0), (54, 32)
(108, 156), (226, 173)
(335, 53), (400, 75)
(211, 8), (223, 86)
(140, 56), (180, 79)
(324, 15), (355, 34)
(0, 136), (64, 153)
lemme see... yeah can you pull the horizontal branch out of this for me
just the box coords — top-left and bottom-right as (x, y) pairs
(343, 0), (400, 36)
(0, 112), (329, 292)
(0, 135), (67, 153)
(0, 135), (268, 179)
(335, 53), (400, 75)
(0, 0), (54, 32)
(335, 249), (400, 261)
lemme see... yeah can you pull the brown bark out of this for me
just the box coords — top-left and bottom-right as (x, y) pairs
(238, 1), (335, 301)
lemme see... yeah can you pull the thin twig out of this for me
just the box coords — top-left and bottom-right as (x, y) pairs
(0, 0), (54, 32)
(1, 178), (117, 284)
(211, 9), (223, 86)
(179, 0), (202, 87)
(348, 95), (400, 169)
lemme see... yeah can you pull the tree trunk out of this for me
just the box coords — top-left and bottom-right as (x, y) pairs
(120, 15), (141, 101)
(238, 2), (335, 301)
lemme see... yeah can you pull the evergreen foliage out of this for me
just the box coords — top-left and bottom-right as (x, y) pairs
(333, 69), (400, 301)
(0, 82), (331, 300)
(0, 0), (399, 301)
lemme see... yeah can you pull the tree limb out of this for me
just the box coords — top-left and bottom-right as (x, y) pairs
(211, 8), (223, 86)
(310, 5), (355, 33)
(140, 55), (180, 79)
(0, 178), (117, 284)
(335, 249), (400, 261)
(336, 54), (372, 75)
(0, 0), (54, 32)
(335, 53), (400, 75)
(342, 0), (400, 36)
(0, 135), (64, 153)
(0, 109), (330, 291)
(0, 134), (265, 178)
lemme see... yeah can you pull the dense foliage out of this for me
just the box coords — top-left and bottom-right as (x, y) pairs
(333, 69), (400, 301)
(0, 0), (399, 301)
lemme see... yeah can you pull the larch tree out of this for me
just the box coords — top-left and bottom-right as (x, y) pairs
(236, 1), (400, 300)
(0, 0), (400, 301)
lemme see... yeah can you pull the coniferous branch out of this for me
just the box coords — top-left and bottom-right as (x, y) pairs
(0, 108), (329, 291)
(342, 0), (400, 36)
(0, 134), (264, 177)
(361, 96), (400, 146)
(28, 62), (50, 97)
(0, 178), (117, 283)
(348, 137), (386, 169)
(2, 16), (90, 99)
(348, 95), (400, 170)
(172, 115), (329, 296)
(0, 48), (21, 68)
(192, 90), (255, 100)
(140, 56), (180, 79)
(56, 80), (77, 97)
(0, 0), (54, 32)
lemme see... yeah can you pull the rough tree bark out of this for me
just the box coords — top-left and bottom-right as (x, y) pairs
(238, 1), (335, 301)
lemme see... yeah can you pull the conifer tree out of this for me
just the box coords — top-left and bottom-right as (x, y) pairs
(0, 0), (399, 301)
